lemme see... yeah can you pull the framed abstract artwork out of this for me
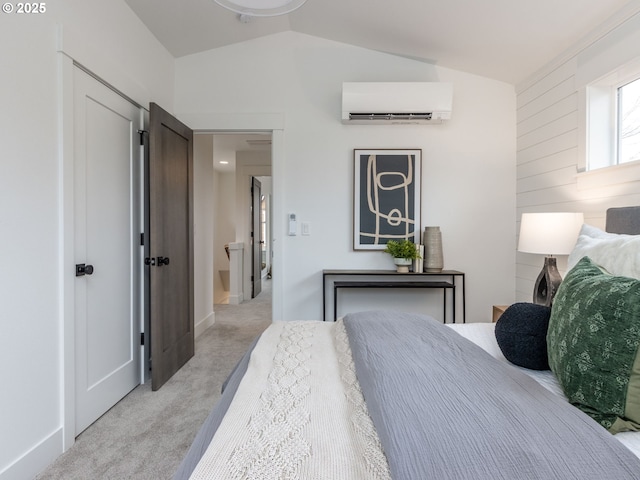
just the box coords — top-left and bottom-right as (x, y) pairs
(353, 149), (422, 250)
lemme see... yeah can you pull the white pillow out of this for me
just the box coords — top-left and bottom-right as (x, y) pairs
(567, 224), (640, 279)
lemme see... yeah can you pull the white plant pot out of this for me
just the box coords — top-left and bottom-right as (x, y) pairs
(393, 257), (412, 273)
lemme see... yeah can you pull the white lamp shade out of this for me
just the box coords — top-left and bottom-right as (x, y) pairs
(518, 212), (584, 255)
(214, 0), (307, 16)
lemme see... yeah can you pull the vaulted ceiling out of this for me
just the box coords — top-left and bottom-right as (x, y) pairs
(125, 0), (635, 86)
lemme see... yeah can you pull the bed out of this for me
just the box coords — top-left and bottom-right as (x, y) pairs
(174, 207), (640, 480)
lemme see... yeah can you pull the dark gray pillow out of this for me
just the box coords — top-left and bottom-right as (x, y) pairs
(495, 302), (551, 370)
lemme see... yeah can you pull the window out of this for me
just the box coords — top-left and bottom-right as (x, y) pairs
(585, 70), (640, 172)
(618, 77), (640, 165)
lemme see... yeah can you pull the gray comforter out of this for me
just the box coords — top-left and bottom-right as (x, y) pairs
(175, 311), (640, 479)
(344, 310), (640, 479)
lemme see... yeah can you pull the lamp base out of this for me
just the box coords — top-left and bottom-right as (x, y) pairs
(533, 256), (562, 307)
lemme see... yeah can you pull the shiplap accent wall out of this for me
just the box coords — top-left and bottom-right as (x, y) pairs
(515, 8), (640, 302)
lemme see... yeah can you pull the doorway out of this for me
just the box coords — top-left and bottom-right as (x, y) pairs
(207, 133), (272, 309)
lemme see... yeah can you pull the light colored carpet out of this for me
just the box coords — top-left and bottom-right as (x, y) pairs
(36, 281), (272, 480)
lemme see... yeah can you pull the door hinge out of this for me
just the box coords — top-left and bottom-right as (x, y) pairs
(140, 332), (145, 345)
(137, 129), (148, 146)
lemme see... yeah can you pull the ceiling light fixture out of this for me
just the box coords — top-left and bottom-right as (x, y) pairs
(214, 0), (307, 17)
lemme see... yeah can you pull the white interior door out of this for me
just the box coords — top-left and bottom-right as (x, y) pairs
(73, 67), (141, 434)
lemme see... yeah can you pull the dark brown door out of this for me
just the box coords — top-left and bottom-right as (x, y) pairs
(149, 103), (194, 391)
(252, 177), (262, 298)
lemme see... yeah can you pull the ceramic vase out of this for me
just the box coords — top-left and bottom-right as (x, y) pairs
(423, 226), (444, 272)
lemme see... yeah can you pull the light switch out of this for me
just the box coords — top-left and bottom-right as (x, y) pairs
(288, 213), (297, 236)
(301, 222), (311, 235)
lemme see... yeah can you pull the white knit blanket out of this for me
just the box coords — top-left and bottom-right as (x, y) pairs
(189, 321), (391, 480)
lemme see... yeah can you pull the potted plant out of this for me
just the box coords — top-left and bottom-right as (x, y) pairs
(384, 239), (421, 273)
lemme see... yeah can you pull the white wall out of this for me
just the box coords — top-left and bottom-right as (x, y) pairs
(194, 135), (215, 335)
(176, 31), (517, 323)
(0, 1), (173, 478)
(213, 169), (237, 303)
(515, 7), (640, 302)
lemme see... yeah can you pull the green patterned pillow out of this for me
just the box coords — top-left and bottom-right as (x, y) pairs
(547, 256), (640, 433)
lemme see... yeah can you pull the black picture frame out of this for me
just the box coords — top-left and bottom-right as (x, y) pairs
(353, 149), (422, 250)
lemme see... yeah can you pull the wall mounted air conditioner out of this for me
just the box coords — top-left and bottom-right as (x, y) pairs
(342, 82), (453, 124)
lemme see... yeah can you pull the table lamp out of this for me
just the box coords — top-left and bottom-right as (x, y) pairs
(518, 212), (584, 306)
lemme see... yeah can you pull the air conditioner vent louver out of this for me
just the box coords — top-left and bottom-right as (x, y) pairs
(342, 82), (452, 125)
(349, 113), (433, 121)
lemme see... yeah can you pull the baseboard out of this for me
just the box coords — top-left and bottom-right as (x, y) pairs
(195, 311), (215, 338)
(0, 428), (63, 480)
(229, 293), (244, 305)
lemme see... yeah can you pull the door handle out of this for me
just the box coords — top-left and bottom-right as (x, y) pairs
(76, 264), (94, 277)
(145, 257), (170, 267)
